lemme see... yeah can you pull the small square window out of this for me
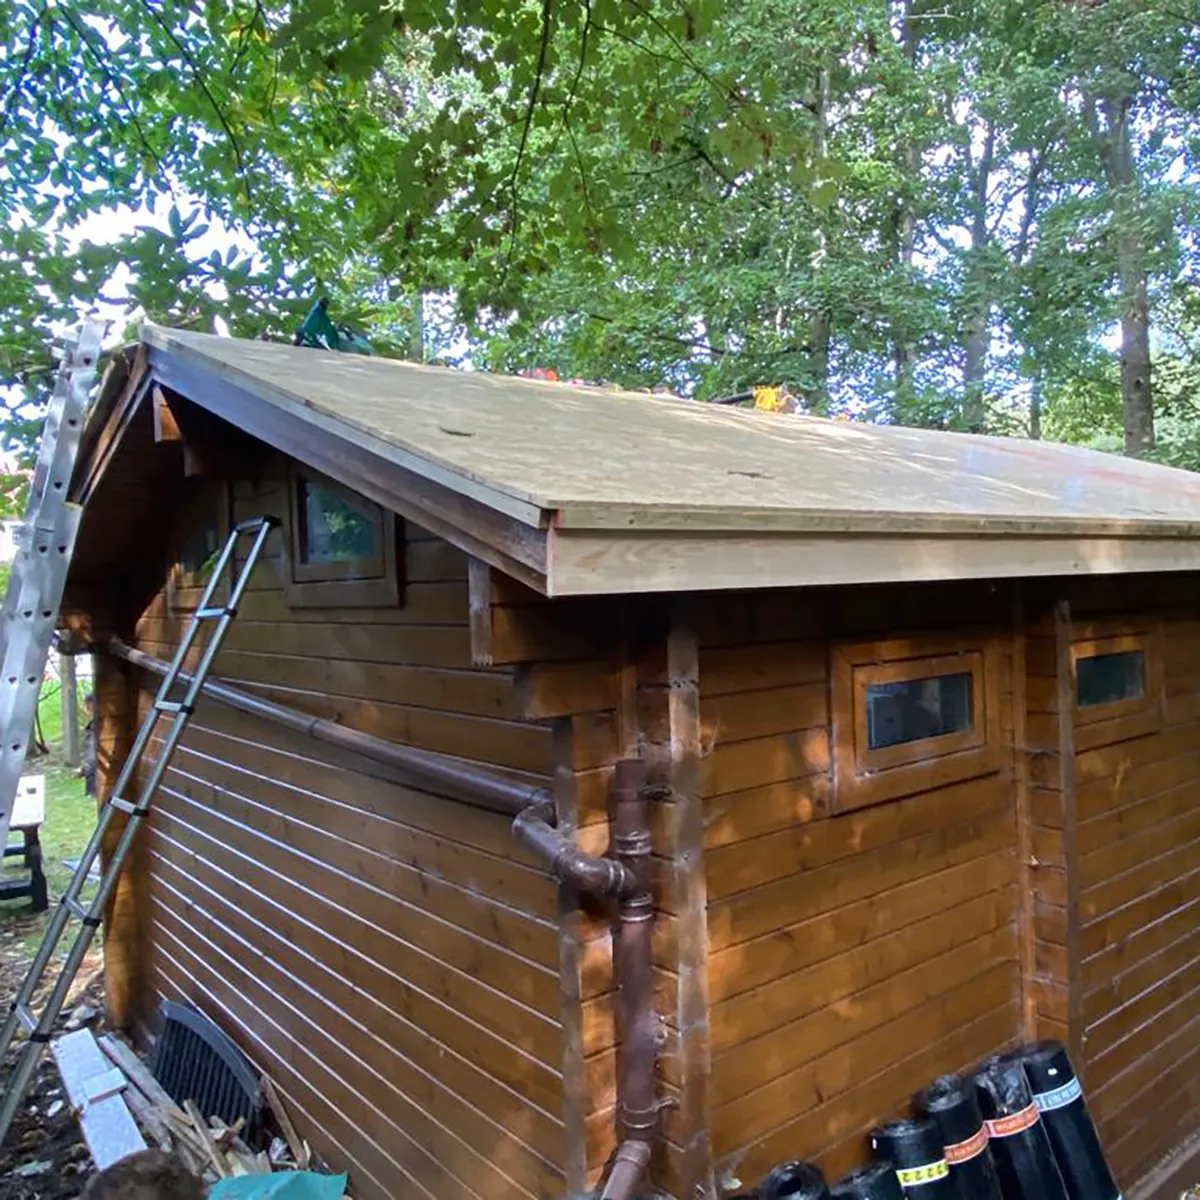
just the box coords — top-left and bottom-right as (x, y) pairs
(866, 671), (973, 749)
(167, 483), (229, 614)
(1070, 623), (1162, 743)
(283, 465), (402, 609)
(178, 522), (222, 582)
(832, 635), (1002, 811)
(295, 478), (384, 574)
(1076, 650), (1144, 709)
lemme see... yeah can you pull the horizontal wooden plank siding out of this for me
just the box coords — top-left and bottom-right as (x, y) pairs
(1024, 599), (1079, 1056)
(1063, 579), (1200, 1193)
(126, 467), (566, 1200)
(701, 583), (1022, 1191)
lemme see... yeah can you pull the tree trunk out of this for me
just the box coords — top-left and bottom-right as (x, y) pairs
(1029, 378), (1042, 441)
(807, 64), (832, 412)
(809, 311), (831, 412)
(892, 0), (919, 404)
(409, 292), (426, 362)
(60, 649), (79, 768)
(1096, 92), (1153, 456)
(962, 123), (995, 434)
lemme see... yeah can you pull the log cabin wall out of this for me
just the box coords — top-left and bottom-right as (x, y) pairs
(1025, 596), (1080, 1055)
(699, 581), (1024, 1191)
(1054, 575), (1200, 1193)
(490, 587), (690, 1196)
(113, 456), (571, 1200)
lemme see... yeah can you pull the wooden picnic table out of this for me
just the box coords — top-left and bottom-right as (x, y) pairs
(1, 775), (48, 912)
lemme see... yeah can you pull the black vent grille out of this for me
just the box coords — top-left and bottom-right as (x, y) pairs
(151, 1001), (265, 1149)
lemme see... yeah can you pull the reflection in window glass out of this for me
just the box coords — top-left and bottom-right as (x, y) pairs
(298, 479), (379, 565)
(1077, 650), (1144, 709)
(866, 672), (973, 750)
(180, 523), (221, 581)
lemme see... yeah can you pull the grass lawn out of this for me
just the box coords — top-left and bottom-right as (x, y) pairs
(0, 677), (98, 959)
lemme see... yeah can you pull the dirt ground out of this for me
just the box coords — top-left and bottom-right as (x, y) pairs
(0, 914), (104, 1200)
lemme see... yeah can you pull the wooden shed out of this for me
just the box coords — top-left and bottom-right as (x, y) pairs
(62, 326), (1200, 1200)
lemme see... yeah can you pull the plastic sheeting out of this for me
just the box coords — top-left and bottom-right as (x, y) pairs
(974, 1056), (1068, 1200)
(916, 1073), (1003, 1200)
(1015, 1041), (1121, 1200)
(870, 1118), (956, 1199)
(758, 1160), (831, 1200)
(831, 1162), (907, 1200)
(209, 1173), (349, 1200)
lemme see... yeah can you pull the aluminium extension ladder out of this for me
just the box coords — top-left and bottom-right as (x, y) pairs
(0, 321), (105, 855)
(0, 514), (278, 1148)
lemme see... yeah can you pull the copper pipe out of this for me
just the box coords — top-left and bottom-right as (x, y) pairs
(511, 800), (636, 899)
(513, 761), (659, 1200)
(611, 758), (657, 1148)
(116, 631), (659, 1197)
(106, 638), (548, 819)
(598, 1140), (652, 1200)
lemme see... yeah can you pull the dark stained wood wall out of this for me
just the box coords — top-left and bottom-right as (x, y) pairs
(1058, 577), (1200, 1193)
(1025, 599), (1080, 1056)
(95, 436), (1200, 1200)
(123, 464), (569, 1200)
(699, 583), (1024, 1191)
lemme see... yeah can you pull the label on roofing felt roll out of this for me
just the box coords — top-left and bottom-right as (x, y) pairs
(985, 1104), (1040, 1138)
(895, 1160), (950, 1187)
(944, 1126), (990, 1165)
(1031, 1076), (1082, 1113)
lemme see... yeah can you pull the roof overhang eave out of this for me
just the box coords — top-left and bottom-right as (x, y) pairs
(542, 523), (1200, 596)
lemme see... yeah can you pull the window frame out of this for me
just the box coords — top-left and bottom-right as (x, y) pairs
(832, 633), (1003, 812)
(282, 463), (402, 609)
(167, 481), (230, 616)
(1070, 620), (1163, 738)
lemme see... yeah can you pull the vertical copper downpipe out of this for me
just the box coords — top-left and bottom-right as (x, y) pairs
(512, 757), (657, 1200)
(602, 757), (657, 1200)
(611, 760), (656, 1138)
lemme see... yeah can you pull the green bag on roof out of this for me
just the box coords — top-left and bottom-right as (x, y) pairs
(208, 1173), (348, 1200)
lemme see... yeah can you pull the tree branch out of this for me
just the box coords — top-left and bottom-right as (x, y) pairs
(584, 310), (727, 356)
(502, 0), (554, 278)
(544, 0), (593, 220)
(0, 4), (47, 143)
(135, 0), (253, 202)
(623, 0), (748, 121)
(59, 9), (171, 194)
(1013, 149), (1047, 265)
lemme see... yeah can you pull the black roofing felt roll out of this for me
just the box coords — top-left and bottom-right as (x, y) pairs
(974, 1056), (1069, 1200)
(869, 1118), (956, 1199)
(759, 1160), (831, 1200)
(1014, 1041), (1120, 1200)
(831, 1162), (907, 1200)
(916, 1073), (1004, 1200)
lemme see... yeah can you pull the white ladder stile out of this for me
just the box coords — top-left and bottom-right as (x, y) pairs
(0, 515), (279, 1150)
(0, 321), (104, 852)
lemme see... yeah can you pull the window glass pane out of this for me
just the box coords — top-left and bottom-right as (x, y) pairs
(180, 523), (220, 580)
(298, 479), (379, 565)
(1077, 650), (1144, 709)
(866, 671), (973, 750)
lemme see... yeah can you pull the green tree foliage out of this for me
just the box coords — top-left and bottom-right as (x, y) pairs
(0, 0), (1197, 471)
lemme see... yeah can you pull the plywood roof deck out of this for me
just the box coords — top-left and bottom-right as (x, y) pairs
(113, 326), (1200, 595)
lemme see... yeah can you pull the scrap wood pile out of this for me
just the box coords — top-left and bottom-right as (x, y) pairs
(91, 1032), (316, 1183)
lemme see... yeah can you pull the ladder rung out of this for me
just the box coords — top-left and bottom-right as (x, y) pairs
(109, 796), (147, 817)
(64, 896), (89, 921)
(194, 606), (232, 619)
(155, 700), (194, 715)
(13, 1004), (35, 1035)
(234, 515), (277, 533)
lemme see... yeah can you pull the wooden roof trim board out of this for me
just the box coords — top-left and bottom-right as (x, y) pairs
(544, 528), (1200, 596)
(141, 342), (552, 594)
(140, 324), (545, 528)
(85, 325), (1200, 596)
